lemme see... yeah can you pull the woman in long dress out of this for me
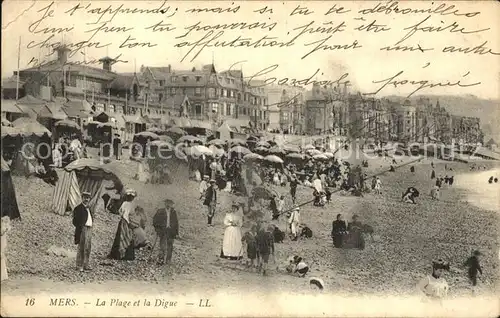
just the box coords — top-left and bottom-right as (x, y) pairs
(108, 189), (138, 260)
(1, 216), (12, 281)
(220, 204), (243, 260)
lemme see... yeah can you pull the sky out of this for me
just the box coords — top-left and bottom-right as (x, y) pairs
(2, 0), (499, 100)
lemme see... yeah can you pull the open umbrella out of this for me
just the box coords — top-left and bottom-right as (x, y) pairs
(244, 153), (263, 161)
(254, 146), (269, 154)
(166, 126), (187, 135)
(188, 145), (213, 157)
(149, 140), (174, 149)
(268, 146), (284, 154)
(230, 145), (251, 155)
(12, 117), (51, 137)
(264, 155), (284, 164)
(228, 139), (246, 146)
(313, 154), (328, 160)
(177, 135), (202, 144)
(307, 149), (322, 156)
(55, 119), (81, 130)
(256, 141), (270, 148)
(209, 145), (225, 157)
(284, 145), (300, 153)
(147, 127), (164, 134)
(134, 131), (160, 140)
(304, 144), (315, 150)
(286, 153), (305, 159)
(207, 139), (225, 147)
(158, 135), (175, 144)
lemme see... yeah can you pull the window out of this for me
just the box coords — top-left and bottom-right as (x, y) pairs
(229, 90), (234, 98)
(158, 93), (163, 102)
(226, 103), (231, 116)
(171, 76), (177, 82)
(208, 88), (215, 98)
(196, 76), (201, 82)
(159, 80), (165, 86)
(230, 79), (234, 84)
(170, 88), (176, 95)
(195, 104), (202, 115)
(212, 103), (218, 113)
(242, 107), (247, 115)
(237, 93), (241, 101)
(182, 76), (188, 82)
(222, 89), (226, 97)
(195, 87), (201, 96)
(225, 78), (229, 83)
(182, 88), (187, 95)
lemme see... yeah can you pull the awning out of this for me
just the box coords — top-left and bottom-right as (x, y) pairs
(190, 119), (211, 130)
(1, 100), (24, 114)
(123, 115), (147, 124)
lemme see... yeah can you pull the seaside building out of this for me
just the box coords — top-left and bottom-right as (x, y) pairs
(305, 83), (349, 135)
(265, 84), (306, 134)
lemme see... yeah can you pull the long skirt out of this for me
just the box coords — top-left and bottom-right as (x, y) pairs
(1, 235), (8, 280)
(108, 219), (135, 260)
(220, 226), (243, 260)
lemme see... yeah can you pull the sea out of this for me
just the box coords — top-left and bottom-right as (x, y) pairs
(456, 167), (500, 213)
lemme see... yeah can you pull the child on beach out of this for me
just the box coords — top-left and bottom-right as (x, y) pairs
(256, 225), (275, 276)
(463, 250), (483, 294)
(241, 225), (259, 270)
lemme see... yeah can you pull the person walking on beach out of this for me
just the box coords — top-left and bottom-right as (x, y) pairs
(431, 169), (436, 180)
(203, 179), (217, 226)
(256, 224), (275, 276)
(241, 225), (259, 269)
(331, 214), (347, 248)
(287, 206), (300, 241)
(153, 199), (179, 265)
(72, 192), (94, 272)
(463, 250), (483, 295)
(199, 175), (209, 199)
(290, 174), (298, 204)
(374, 177), (382, 194)
(416, 259), (450, 303)
(220, 204), (243, 260)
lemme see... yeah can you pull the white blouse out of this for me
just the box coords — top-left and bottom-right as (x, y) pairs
(417, 275), (449, 299)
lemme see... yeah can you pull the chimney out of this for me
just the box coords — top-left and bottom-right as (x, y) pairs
(168, 64), (171, 72)
(99, 57), (115, 72)
(54, 46), (70, 64)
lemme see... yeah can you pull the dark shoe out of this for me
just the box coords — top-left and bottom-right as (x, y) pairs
(84, 266), (92, 271)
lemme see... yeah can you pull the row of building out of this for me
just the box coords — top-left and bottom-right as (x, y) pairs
(2, 46), (484, 144)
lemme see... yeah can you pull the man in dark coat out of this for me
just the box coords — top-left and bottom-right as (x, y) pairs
(464, 250), (482, 294)
(113, 134), (122, 160)
(72, 192), (94, 272)
(153, 199), (179, 265)
(331, 214), (347, 248)
(203, 179), (217, 226)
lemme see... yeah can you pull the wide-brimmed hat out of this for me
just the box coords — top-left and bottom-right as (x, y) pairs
(309, 277), (325, 290)
(125, 189), (137, 197)
(203, 175), (210, 180)
(81, 191), (91, 198)
(231, 203), (240, 209)
(352, 214), (359, 220)
(164, 198), (174, 206)
(209, 179), (216, 183)
(473, 250), (481, 256)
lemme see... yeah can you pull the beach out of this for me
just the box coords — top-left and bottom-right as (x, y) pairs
(2, 154), (499, 316)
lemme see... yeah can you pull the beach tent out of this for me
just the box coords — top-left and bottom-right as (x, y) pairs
(51, 159), (122, 216)
(1, 157), (21, 220)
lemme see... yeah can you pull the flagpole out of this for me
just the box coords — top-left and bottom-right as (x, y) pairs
(125, 90), (128, 114)
(83, 48), (87, 102)
(108, 89), (111, 110)
(16, 36), (21, 101)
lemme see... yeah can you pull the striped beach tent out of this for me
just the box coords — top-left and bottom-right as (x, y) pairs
(51, 170), (81, 216)
(51, 159), (122, 216)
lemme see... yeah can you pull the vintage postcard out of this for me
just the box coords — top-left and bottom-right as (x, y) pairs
(1, 0), (499, 316)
